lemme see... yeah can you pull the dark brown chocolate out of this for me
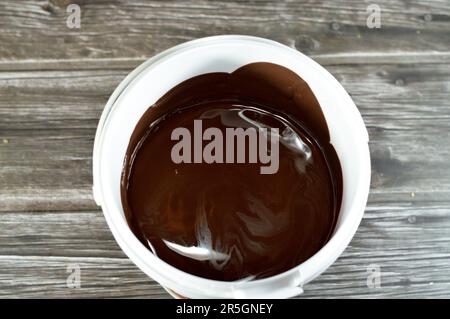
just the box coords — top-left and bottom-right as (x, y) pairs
(121, 62), (342, 281)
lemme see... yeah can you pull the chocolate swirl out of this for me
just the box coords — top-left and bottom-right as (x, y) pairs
(121, 62), (342, 281)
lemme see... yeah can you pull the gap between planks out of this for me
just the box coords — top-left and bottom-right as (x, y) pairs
(1, 51), (450, 72)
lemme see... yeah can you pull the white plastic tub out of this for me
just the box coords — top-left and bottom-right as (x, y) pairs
(92, 35), (370, 299)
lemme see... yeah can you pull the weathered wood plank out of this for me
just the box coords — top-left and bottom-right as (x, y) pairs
(1, 64), (449, 130)
(0, 210), (120, 258)
(301, 199), (450, 298)
(0, 255), (168, 298)
(1, 126), (448, 212)
(0, 0), (449, 70)
(0, 0), (448, 300)
(1, 199), (449, 298)
(0, 130), (95, 211)
(1, 63), (449, 211)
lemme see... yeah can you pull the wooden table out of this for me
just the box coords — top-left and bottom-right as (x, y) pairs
(1, 0), (449, 298)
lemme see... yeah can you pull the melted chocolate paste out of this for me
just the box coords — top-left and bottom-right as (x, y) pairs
(121, 62), (342, 281)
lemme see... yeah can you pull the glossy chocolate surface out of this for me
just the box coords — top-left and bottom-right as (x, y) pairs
(121, 62), (342, 281)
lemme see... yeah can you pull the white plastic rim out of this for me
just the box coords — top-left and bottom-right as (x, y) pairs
(92, 35), (371, 299)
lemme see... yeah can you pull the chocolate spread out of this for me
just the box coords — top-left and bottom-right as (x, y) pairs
(121, 62), (342, 281)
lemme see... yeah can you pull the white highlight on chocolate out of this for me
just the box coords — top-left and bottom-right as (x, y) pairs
(171, 120), (279, 174)
(162, 240), (230, 263)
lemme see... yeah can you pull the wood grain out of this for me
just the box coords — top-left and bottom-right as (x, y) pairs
(0, 0), (449, 298)
(0, 64), (449, 298)
(0, 0), (449, 70)
(1, 64), (449, 211)
(1, 199), (449, 298)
